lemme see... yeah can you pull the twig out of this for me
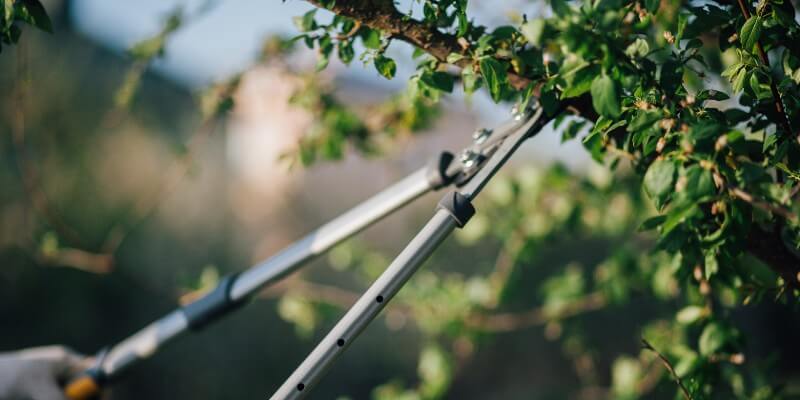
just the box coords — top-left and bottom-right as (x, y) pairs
(729, 187), (798, 222)
(636, 355), (670, 396)
(261, 275), (607, 334)
(641, 338), (693, 400)
(486, 227), (527, 307)
(334, 20), (362, 40)
(303, 0), (532, 89)
(11, 41), (87, 248)
(100, 117), (221, 254)
(465, 292), (607, 332)
(259, 278), (362, 308)
(37, 248), (114, 274)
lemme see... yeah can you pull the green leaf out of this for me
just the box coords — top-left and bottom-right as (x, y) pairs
(674, 352), (700, 377)
(521, 18), (545, 46)
(731, 67), (748, 92)
(612, 357), (642, 398)
(550, 0), (570, 17)
(591, 74), (621, 119)
(316, 52), (329, 71)
(561, 64), (599, 99)
(362, 28), (381, 49)
(558, 56), (594, 98)
(659, 59), (683, 94)
(643, 159), (676, 209)
(704, 250), (719, 278)
(479, 57), (509, 103)
(316, 34), (333, 71)
(677, 306), (707, 324)
(374, 55), (396, 79)
(676, 13), (689, 43)
(446, 53), (464, 64)
(645, 0), (660, 14)
(4, 0), (13, 25)
(461, 64), (478, 94)
(682, 165), (716, 201)
(639, 215), (666, 231)
(475, 34), (494, 55)
(696, 89), (729, 102)
(689, 120), (722, 142)
(418, 344), (453, 398)
(293, 9), (317, 32)
(662, 203), (699, 234)
(582, 129), (605, 162)
(540, 86), (559, 116)
(740, 16), (762, 52)
(129, 36), (166, 59)
(17, 0), (51, 33)
(420, 71), (455, 93)
(456, 9), (469, 37)
(337, 42), (354, 64)
(699, 322), (728, 356)
(627, 110), (662, 132)
(625, 38), (650, 59)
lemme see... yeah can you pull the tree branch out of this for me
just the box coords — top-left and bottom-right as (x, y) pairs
(11, 41), (87, 248)
(300, 0), (800, 290)
(303, 0), (532, 89)
(465, 292), (608, 332)
(641, 339), (693, 400)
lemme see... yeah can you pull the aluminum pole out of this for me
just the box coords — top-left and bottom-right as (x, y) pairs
(65, 163), (451, 400)
(269, 107), (546, 400)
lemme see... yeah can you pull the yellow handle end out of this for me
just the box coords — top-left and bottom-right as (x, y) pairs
(65, 375), (100, 400)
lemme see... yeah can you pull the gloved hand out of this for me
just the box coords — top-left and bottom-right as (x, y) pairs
(0, 346), (93, 400)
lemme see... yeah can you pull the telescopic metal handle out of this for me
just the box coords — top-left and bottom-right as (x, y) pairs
(269, 106), (547, 399)
(61, 103), (538, 399)
(270, 210), (458, 400)
(62, 163), (443, 397)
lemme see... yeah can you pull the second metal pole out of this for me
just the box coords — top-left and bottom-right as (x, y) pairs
(270, 106), (546, 400)
(270, 210), (458, 400)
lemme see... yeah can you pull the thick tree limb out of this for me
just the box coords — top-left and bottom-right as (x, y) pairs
(300, 0), (800, 290)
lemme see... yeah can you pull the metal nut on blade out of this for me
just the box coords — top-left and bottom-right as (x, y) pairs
(460, 150), (478, 168)
(511, 104), (526, 120)
(472, 128), (492, 144)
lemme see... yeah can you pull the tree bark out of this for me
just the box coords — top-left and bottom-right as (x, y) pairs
(304, 0), (532, 89)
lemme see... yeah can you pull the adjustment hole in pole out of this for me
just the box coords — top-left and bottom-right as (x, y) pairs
(376, 295), (384, 303)
(297, 383), (305, 391)
(337, 338), (345, 347)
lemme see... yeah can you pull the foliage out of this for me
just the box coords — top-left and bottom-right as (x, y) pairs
(281, 0), (800, 398)
(0, 0), (51, 53)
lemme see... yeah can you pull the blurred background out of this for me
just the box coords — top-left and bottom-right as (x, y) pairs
(2, 1), (799, 399)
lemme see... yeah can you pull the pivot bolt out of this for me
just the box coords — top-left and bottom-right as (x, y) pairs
(460, 149), (479, 168)
(472, 128), (492, 144)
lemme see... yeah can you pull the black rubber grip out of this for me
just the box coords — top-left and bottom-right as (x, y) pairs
(425, 152), (455, 189)
(182, 275), (244, 330)
(436, 191), (475, 228)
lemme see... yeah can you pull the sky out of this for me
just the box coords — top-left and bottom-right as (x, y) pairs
(69, 0), (590, 169)
(69, 0), (548, 90)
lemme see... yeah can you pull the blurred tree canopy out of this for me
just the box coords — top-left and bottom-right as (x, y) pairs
(3, 0), (800, 399)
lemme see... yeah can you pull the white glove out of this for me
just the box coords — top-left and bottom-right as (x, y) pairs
(0, 346), (93, 400)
